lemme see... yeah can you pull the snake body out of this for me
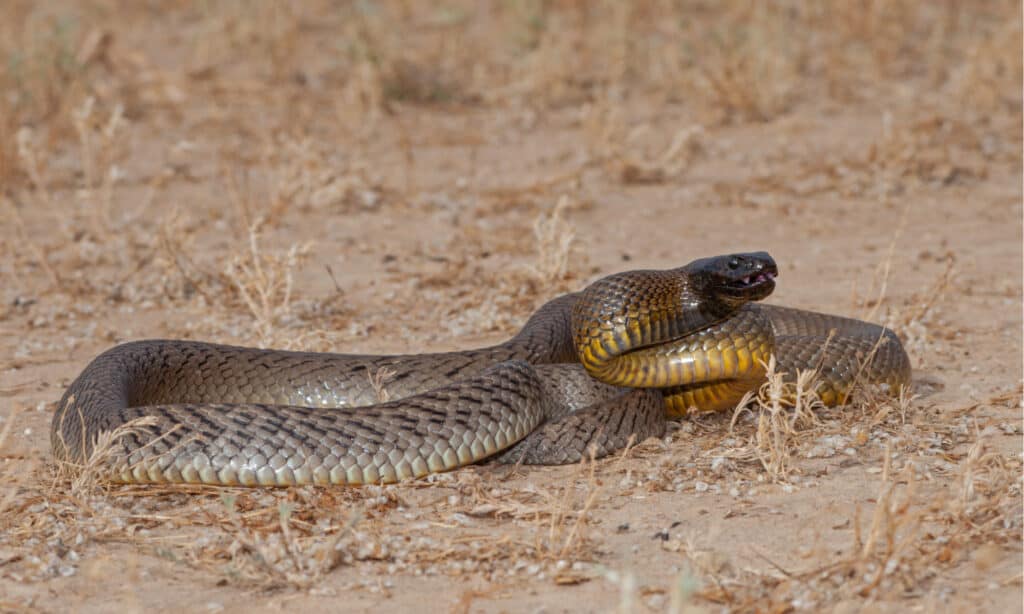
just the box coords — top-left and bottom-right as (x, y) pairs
(51, 253), (911, 486)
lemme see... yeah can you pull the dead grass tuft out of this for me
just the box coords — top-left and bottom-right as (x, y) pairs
(692, 3), (801, 123)
(52, 414), (161, 497)
(70, 96), (126, 239)
(531, 195), (576, 284)
(950, 425), (1018, 528)
(268, 137), (388, 215)
(0, 2), (94, 185)
(368, 194), (589, 343)
(536, 451), (603, 566)
(203, 492), (361, 589)
(729, 358), (824, 483)
(689, 421), (1022, 609)
(224, 218), (313, 347)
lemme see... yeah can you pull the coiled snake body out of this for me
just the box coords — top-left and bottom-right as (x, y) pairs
(52, 253), (911, 486)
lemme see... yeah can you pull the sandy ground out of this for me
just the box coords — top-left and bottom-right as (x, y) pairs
(1, 2), (1021, 612)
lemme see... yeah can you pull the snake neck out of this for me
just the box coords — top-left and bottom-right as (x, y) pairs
(565, 252), (781, 392)
(570, 267), (742, 373)
(503, 292), (580, 363)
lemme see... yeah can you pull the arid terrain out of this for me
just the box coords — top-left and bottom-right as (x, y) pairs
(0, 2), (1021, 612)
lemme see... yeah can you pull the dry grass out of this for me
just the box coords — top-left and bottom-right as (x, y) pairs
(531, 194), (576, 283)
(70, 96), (126, 238)
(728, 358), (825, 484)
(0, 0), (1019, 611)
(51, 412), (140, 495)
(3, 1), (1016, 187)
(224, 218), (312, 347)
(623, 385), (1024, 611)
(0, 451), (613, 591)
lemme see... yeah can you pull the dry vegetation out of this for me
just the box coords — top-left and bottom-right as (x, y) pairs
(0, 1), (1021, 612)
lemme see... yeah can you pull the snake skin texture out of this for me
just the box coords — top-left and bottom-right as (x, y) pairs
(51, 252), (911, 486)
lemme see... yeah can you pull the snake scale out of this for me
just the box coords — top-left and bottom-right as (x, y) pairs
(51, 252), (911, 486)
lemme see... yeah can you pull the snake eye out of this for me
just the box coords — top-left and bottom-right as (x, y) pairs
(727, 258), (740, 270)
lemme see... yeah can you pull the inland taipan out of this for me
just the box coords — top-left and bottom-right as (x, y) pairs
(52, 252), (911, 486)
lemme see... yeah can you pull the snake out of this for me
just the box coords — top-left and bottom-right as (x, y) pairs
(51, 252), (911, 486)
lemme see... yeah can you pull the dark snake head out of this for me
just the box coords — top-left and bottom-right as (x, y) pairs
(685, 251), (778, 309)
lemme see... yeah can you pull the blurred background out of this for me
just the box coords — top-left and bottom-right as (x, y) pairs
(0, 0), (1020, 346)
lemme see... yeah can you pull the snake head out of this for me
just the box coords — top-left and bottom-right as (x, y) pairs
(687, 251), (778, 307)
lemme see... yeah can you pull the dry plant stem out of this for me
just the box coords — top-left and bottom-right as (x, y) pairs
(532, 195), (575, 283)
(71, 97), (125, 239)
(840, 330), (893, 406)
(157, 209), (220, 304)
(955, 422), (1011, 520)
(277, 503), (306, 578)
(555, 449), (601, 560)
(224, 167), (257, 231)
(610, 434), (638, 471)
(2, 196), (61, 288)
(862, 202), (910, 325)
(221, 496), (292, 585)
(728, 389), (759, 433)
(857, 443), (923, 596)
(757, 358), (800, 481)
(15, 127), (53, 210)
(54, 414), (165, 496)
(859, 442), (894, 563)
(225, 218), (311, 345)
(728, 356), (826, 483)
(368, 366), (396, 403)
(902, 254), (956, 325)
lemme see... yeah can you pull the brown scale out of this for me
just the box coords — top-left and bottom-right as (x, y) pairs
(52, 252), (911, 486)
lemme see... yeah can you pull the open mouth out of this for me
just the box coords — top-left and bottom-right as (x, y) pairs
(727, 269), (777, 291)
(690, 252), (779, 300)
(736, 270), (777, 288)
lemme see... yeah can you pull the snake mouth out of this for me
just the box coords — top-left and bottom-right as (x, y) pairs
(729, 270), (777, 291)
(723, 268), (777, 301)
(683, 252), (780, 306)
(716, 253), (778, 302)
